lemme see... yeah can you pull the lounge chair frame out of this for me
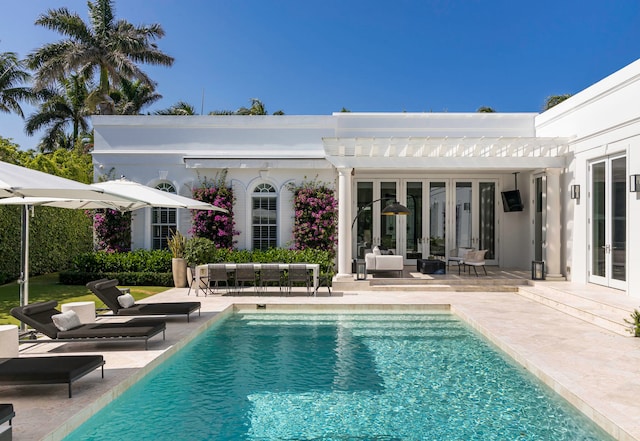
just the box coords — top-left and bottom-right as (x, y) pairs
(11, 301), (166, 350)
(87, 279), (201, 322)
(0, 355), (105, 398)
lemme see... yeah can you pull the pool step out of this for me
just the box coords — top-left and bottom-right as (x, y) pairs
(516, 284), (634, 336)
(367, 277), (526, 292)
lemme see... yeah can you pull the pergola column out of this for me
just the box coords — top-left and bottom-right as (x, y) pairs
(336, 167), (353, 279)
(545, 168), (564, 280)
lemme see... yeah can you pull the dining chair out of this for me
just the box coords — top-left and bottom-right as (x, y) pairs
(234, 263), (258, 294)
(286, 264), (312, 295)
(260, 264), (283, 293)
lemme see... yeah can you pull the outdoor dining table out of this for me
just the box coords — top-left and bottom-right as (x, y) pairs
(194, 263), (320, 296)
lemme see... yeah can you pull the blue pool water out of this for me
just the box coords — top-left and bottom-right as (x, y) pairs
(64, 312), (614, 440)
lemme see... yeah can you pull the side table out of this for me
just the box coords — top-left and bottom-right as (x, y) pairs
(417, 259), (446, 275)
(61, 301), (96, 324)
(0, 325), (18, 358)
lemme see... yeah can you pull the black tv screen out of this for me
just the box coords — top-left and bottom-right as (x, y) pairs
(502, 190), (523, 212)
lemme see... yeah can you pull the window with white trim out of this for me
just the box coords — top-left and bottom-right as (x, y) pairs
(152, 182), (177, 250)
(252, 183), (277, 250)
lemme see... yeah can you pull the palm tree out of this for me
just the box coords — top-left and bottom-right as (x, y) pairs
(27, 0), (174, 115)
(25, 74), (91, 152)
(0, 51), (40, 117)
(154, 101), (196, 115)
(111, 78), (162, 115)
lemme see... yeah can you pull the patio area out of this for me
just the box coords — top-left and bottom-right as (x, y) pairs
(3, 283), (640, 440)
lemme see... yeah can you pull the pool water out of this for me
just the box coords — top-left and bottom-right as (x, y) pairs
(64, 312), (614, 440)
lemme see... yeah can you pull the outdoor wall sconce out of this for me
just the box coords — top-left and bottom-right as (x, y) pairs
(570, 184), (580, 200)
(630, 175), (640, 192)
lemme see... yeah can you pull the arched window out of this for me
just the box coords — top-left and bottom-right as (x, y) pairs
(152, 182), (177, 250)
(252, 183), (277, 250)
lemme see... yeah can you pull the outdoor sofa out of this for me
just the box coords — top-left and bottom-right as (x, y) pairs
(86, 278), (201, 322)
(11, 301), (166, 350)
(365, 247), (404, 277)
(0, 355), (104, 398)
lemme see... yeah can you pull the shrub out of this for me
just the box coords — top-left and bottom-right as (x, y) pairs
(190, 171), (238, 249)
(93, 209), (132, 252)
(286, 178), (338, 255)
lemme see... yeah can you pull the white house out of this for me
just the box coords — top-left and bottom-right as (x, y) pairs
(92, 58), (640, 297)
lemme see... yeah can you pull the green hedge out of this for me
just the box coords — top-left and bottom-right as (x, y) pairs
(60, 241), (336, 286)
(59, 271), (173, 287)
(0, 206), (93, 285)
(61, 249), (173, 286)
(185, 238), (336, 278)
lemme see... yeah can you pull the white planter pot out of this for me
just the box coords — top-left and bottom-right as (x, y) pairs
(172, 257), (188, 288)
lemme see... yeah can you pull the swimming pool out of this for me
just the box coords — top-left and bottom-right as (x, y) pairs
(64, 311), (614, 440)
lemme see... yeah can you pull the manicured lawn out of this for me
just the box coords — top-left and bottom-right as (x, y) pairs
(0, 273), (168, 326)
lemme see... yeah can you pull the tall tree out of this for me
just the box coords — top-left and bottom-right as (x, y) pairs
(236, 98), (284, 115)
(25, 74), (91, 152)
(111, 78), (162, 115)
(154, 101), (196, 115)
(0, 51), (40, 118)
(27, 0), (174, 115)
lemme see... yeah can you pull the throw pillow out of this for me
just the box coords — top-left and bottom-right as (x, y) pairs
(51, 310), (82, 331)
(373, 246), (381, 255)
(117, 293), (136, 308)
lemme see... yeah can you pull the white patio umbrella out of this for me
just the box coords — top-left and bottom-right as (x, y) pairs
(0, 162), (145, 325)
(0, 161), (127, 201)
(0, 172), (226, 316)
(91, 178), (228, 211)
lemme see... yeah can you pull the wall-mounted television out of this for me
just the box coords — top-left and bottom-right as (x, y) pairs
(501, 190), (524, 212)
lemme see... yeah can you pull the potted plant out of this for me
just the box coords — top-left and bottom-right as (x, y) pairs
(168, 230), (188, 288)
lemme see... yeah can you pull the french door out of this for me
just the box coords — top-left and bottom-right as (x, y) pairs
(355, 178), (498, 265)
(589, 155), (627, 289)
(452, 180), (497, 265)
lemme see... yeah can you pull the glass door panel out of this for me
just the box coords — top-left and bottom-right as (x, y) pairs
(591, 162), (606, 278)
(354, 182), (373, 259)
(380, 182), (398, 252)
(478, 182), (496, 260)
(611, 157), (626, 284)
(455, 182), (473, 249)
(589, 156), (627, 289)
(429, 182), (447, 258)
(405, 182), (422, 260)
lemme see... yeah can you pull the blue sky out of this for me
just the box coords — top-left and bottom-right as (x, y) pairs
(1, 0), (639, 150)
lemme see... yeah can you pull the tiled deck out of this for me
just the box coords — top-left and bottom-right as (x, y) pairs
(5, 282), (640, 440)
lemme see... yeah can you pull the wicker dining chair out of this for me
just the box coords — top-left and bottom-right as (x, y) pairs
(201, 264), (231, 296)
(260, 264), (283, 293)
(234, 263), (258, 294)
(286, 264), (312, 295)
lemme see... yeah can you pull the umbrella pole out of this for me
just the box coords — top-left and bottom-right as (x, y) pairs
(18, 205), (30, 331)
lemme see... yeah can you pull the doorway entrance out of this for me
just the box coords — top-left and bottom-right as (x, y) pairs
(354, 178), (498, 265)
(589, 155), (627, 290)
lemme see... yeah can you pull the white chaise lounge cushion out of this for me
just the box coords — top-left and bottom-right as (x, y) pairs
(51, 310), (82, 331)
(117, 293), (135, 308)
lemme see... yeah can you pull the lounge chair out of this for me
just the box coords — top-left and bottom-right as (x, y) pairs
(11, 301), (165, 350)
(86, 279), (201, 322)
(0, 355), (104, 398)
(0, 403), (14, 440)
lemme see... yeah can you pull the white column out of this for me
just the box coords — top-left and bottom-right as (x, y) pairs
(336, 167), (353, 278)
(545, 168), (564, 280)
